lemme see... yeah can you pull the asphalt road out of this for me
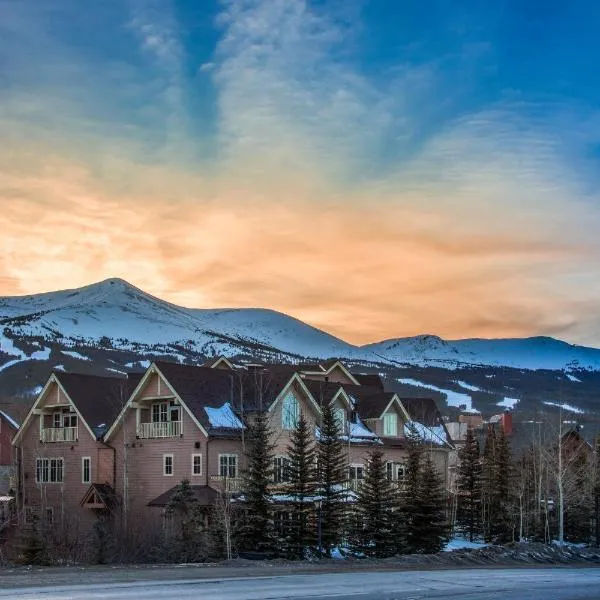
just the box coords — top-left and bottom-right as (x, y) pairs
(1, 568), (599, 599)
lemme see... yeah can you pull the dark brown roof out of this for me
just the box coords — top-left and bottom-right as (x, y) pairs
(400, 397), (453, 447)
(352, 373), (385, 390)
(153, 362), (297, 432)
(148, 485), (219, 507)
(56, 372), (138, 438)
(341, 384), (397, 419)
(154, 362), (237, 432)
(303, 379), (343, 406)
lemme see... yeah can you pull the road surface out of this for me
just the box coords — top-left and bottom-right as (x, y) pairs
(1, 568), (599, 599)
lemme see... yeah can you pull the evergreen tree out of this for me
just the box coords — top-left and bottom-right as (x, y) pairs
(352, 449), (397, 557)
(285, 413), (317, 559)
(411, 454), (449, 553)
(316, 400), (348, 556)
(482, 426), (514, 542)
(397, 433), (422, 554)
(165, 479), (206, 562)
(456, 427), (483, 541)
(240, 410), (275, 554)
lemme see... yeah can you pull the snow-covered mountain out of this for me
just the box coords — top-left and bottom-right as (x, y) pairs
(2, 278), (600, 420)
(2, 278), (600, 372)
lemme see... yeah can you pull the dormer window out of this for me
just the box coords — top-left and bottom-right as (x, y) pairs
(282, 393), (299, 430)
(383, 413), (398, 436)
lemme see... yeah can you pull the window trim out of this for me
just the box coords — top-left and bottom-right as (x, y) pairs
(163, 453), (174, 476)
(281, 392), (300, 430)
(81, 456), (91, 484)
(35, 457), (64, 483)
(383, 412), (398, 437)
(334, 407), (346, 432)
(273, 455), (291, 483)
(218, 453), (238, 479)
(191, 453), (202, 477)
(348, 463), (365, 481)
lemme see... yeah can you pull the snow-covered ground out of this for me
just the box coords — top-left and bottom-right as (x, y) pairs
(542, 401), (585, 414)
(497, 397), (520, 409)
(398, 378), (476, 411)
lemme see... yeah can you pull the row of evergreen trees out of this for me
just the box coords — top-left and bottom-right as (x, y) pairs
(235, 401), (449, 558)
(456, 426), (513, 543)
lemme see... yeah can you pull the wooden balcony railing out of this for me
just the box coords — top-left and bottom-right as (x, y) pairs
(137, 421), (182, 439)
(210, 476), (243, 492)
(40, 426), (78, 443)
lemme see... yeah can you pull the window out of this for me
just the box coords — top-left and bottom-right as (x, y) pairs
(334, 408), (346, 432)
(282, 393), (300, 430)
(386, 461), (406, 484)
(82, 457), (91, 484)
(36, 458), (64, 483)
(383, 412), (398, 436)
(273, 456), (291, 483)
(349, 465), (364, 481)
(152, 403), (168, 423)
(63, 412), (77, 428)
(274, 511), (296, 537)
(219, 454), (237, 478)
(53, 412), (61, 428)
(192, 454), (202, 476)
(163, 454), (173, 476)
(45, 507), (54, 525)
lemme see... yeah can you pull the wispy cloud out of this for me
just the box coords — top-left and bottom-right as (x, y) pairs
(1, 0), (600, 346)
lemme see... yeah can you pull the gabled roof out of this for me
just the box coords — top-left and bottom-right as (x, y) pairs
(202, 356), (236, 370)
(341, 384), (401, 420)
(297, 359), (360, 385)
(148, 484), (219, 507)
(80, 483), (117, 510)
(400, 397), (453, 448)
(58, 372), (141, 437)
(13, 371), (140, 445)
(351, 373), (385, 390)
(154, 361), (238, 433)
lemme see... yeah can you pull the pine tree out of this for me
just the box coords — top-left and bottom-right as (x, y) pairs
(412, 454), (449, 553)
(165, 479), (206, 562)
(352, 449), (397, 557)
(316, 400), (348, 556)
(397, 430), (423, 554)
(240, 410), (275, 554)
(482, 426), (514, 542)
(456, 427), (483, 541)
(285, 413), (317, 559)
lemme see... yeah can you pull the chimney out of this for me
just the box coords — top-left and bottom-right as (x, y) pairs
(502, 411), (513, 436)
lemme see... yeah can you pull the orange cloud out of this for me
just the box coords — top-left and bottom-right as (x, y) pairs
(1, 146), (597, 346)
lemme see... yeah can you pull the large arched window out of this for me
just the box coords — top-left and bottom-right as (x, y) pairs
(282, 392), (300, 430)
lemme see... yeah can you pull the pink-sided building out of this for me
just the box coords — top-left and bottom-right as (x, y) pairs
(12, 371), (141, 529)
(12, 358), (454, 538)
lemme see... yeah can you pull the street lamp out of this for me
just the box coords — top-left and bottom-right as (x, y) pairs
(316, 499), (322, 553)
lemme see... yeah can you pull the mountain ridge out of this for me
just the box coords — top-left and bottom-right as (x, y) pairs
(1, 278), (600, 371)
(1, 278), (600, 421)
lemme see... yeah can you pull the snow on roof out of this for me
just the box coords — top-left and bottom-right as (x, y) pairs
(0, 410), (19, 429)
(405, 421), (449, 447)
(348, 418), (379, 441)
(204, 402), (245, 429)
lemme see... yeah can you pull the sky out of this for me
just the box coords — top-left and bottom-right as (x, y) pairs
(1, 0), (600, 347)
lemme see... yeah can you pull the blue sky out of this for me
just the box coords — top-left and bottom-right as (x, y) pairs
(1, 0), (600, 345)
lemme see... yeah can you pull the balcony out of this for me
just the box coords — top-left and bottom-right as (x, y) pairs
(210, 476), (243, 493)
(137, 420), (182, 439)
(40, 426), (78, 443)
